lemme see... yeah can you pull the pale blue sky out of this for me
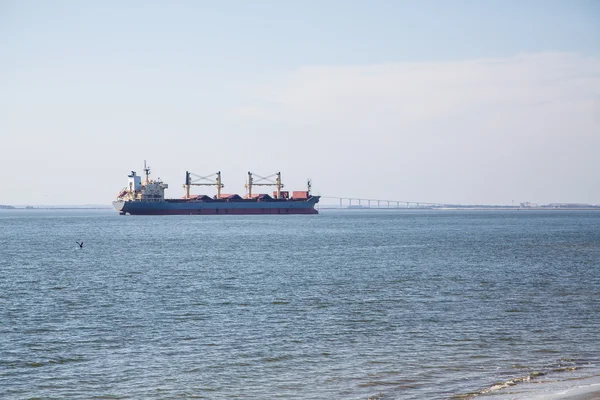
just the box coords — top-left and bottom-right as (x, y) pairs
(1, 1), (599, 205)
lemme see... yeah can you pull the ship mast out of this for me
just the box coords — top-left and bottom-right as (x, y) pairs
(246, 172), (253, 198)
(143, 160), (150, 184)
(216, 172), (222, 198)
(276, 172), (282, 199)
(185, 171), (190, 199)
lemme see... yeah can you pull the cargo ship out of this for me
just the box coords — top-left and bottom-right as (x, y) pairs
(112, 162), (320, 215)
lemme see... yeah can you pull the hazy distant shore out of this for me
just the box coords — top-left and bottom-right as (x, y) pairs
(0, 206), (112, 210)
(319, 207), (600, 211)
(2, 205), (599, 211)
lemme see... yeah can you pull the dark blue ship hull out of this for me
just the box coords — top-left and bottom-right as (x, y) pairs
(113, 196), (320, 215)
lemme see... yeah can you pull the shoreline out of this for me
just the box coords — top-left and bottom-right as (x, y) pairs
(481, 374), (600, 400)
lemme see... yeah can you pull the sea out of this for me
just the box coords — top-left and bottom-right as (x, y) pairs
(1, 209), (599, 399)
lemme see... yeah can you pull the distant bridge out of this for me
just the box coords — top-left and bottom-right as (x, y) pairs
(320, 196), (442, 209)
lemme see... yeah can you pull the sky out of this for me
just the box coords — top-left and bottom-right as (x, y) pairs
(1, 0), (599, 205)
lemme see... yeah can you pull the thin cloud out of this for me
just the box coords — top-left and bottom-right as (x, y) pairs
(237, 53), (599, 127)
(234, 53), (600, 204)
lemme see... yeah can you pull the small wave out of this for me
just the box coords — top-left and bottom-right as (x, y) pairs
(480, 375), (533, 393)
(27, 362), (44, 368)
(552, 366), (580, 373)
(559, 357), (587, 363)
(453, 372), (547, 398)
(24, 327), (53, 334)
(498, 336), (518, 342)
(48, 357), (85, 365)
(232, 362), (252, 367)
(451, 393), (479, 399)
(359, 380), (420, 388)
(19, 357), (86, 368)
(262, 354), (293, 363)
(535, 348), (561, 353)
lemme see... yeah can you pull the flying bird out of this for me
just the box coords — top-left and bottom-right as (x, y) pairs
(76, 241), (83, 249)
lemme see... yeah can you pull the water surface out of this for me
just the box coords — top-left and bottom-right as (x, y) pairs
(1, 209), (599, 399)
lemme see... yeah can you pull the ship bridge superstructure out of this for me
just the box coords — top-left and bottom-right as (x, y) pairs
(117, 161), (169, 202)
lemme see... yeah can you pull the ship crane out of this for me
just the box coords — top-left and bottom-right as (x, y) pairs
(245, 172), (284, 199)
(183, 171), (224, 199)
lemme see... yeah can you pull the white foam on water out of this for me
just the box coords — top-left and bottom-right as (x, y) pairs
(479, 371), (600, 400)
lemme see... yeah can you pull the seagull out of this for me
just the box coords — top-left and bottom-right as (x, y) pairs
(76, 241), (83, 249)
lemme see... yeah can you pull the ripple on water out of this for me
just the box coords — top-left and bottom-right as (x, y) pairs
(1, 210), (599, 399)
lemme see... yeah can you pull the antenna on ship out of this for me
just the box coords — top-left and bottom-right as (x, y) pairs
(143, 160), (151, 183)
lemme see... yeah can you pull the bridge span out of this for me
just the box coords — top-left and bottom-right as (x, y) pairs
(320, 196), (442, 209)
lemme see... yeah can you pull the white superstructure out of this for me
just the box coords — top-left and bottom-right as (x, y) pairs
(117, 161), (168, 202)
(128, 171), (142, 192)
